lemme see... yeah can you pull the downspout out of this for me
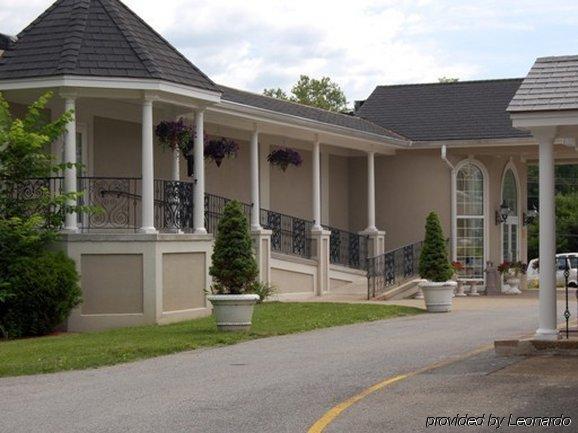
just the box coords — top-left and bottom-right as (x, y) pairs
(441, 145), (457, 261)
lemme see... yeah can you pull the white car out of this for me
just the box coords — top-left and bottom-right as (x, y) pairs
(527, 254), (578, 287)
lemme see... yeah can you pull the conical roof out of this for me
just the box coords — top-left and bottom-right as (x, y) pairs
(0, 0), (219, 93)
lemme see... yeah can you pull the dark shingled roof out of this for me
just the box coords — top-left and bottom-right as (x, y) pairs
(509, 55), (578, 112)
(219, 85), (407, 141)
(0, 0), (219, 93)
(357, 79), (531, 142)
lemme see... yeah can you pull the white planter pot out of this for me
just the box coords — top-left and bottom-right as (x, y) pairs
(504, 277), (522, 295)
(207, 294), (260, 332)
(418, 281), (457, 313)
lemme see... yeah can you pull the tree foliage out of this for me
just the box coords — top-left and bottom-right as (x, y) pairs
(438, 77), (459, 83)
(264, 75), (349, 112)
(209, 201), (258, 294)
(527, 192), (578, 260)
(527, 165), (578, 259)
(419, 212), (453, 282)
(0, 92), (82, 338)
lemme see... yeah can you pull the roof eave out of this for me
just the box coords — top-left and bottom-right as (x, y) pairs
(0, 75), (222, 103)
(509, 109), (578, 129)
(213, 99), (410, 149)
(407, 136), (536, 149)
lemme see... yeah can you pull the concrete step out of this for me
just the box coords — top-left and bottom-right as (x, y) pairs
(374, 278), (423, 301)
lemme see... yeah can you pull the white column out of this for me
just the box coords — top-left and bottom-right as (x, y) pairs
(193, 109), (206, 234)
(171, 148), (180, 181)
(321, 150), (330, 225)
(535, 127), (558, 340)
(259, 141), (270, 209)
(63, 97), (78, 232)
(250, 128), (262, 230)
(366, 150), (377, 232)
(312, 138), (322, 230)
(139, 98), (156, 233)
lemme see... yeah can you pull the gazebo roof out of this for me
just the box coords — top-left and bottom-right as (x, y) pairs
(508, 55), (578, 113)
(0, 0), (219, 94)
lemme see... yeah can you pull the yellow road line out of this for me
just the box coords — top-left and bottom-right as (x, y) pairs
(307, 344), (493, 433)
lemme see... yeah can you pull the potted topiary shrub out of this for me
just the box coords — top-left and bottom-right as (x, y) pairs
(207, 200), (259, 331)
(418, 212), (456, 312)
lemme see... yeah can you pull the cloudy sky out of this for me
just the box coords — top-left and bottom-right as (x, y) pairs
(2, 0), (578, 102)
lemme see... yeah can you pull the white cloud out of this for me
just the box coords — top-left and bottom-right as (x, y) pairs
(2, 0), (578, 100)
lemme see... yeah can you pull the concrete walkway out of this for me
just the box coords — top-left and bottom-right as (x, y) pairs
(0, 296), (563, 433)
(326, 351), (578, 433)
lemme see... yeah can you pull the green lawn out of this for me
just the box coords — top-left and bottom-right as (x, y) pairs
(0, 302), (423, 378)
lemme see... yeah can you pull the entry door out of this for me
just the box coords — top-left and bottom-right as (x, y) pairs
(502, 216), (519, 262)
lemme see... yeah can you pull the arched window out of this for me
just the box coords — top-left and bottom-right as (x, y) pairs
(502, 167), (519, 262)
(456, 162), (486, 279)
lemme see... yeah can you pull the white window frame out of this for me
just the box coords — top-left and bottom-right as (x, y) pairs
(452, 158), (489, 282)
(500, 160), (521, 263)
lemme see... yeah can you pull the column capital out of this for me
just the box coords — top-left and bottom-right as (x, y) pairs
(59, 89), (78, 101)
(530, 126), (557, 143)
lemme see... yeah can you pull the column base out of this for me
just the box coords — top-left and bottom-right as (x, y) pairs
(194, 228), (208, 235)
(358, 229), (386, 257)
(138, 227), (158, 234)
(534, 328), (560, 341)
(252, 228), (272, 285)
(61, 227), (80, 234)
(310, 228), (331, 296)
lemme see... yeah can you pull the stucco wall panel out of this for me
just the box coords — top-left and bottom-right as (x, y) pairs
(80, 253), (144, 315)
(162, 252), (206, 312)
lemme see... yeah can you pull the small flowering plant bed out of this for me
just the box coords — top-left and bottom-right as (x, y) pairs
(498, 261), (527, 277)
(204, 137), (239, 167)
(267, 147), (303, 171)
(451, 261), (464, 275)
(0, 302), (423, 377)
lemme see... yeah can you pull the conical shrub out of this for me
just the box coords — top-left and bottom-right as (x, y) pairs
(209, 201), (258, 294)
(419, 212), (453, 282)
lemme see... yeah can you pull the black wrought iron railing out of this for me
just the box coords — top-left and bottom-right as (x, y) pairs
(325, 225), (368, 270)
(78, 177), (141, 231)
(19, 177), (368, 267)
(204, 193), (252, 234)
(261, 209), (313, 259)
(154, 179), (194, 231)
(561, 256), (578, 339)
(10, 177), (64, 221)
(367, 240), (423, 300)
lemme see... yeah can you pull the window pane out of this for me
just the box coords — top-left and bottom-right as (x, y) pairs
(503, 169), (517, 214)
(456, 218), (484, 279)
(457, 163), (484, 216)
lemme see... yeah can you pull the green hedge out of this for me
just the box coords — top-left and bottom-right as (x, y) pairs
(0, 250), (81, 339)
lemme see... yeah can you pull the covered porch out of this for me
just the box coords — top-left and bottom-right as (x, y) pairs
(509, 55), (578, 340)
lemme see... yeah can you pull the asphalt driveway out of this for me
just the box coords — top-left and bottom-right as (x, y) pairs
(0, 296), (562, 433)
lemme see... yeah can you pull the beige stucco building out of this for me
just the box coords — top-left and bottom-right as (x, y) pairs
(0, 0), (561, 334)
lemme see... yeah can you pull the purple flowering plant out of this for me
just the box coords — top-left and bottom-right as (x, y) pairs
(204, 137), (239, 167)
(267, 147), (303, 171)
(155, 119), (193, 154)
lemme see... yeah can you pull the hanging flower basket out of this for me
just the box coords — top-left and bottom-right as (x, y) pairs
(205, 137), (239, 167)
(267, 147), (303, 171)
(155, 119), (193, 154)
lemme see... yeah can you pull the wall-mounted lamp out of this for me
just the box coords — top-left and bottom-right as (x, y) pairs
(495, 201), (511, 225)
(523, 207), (539, 226)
